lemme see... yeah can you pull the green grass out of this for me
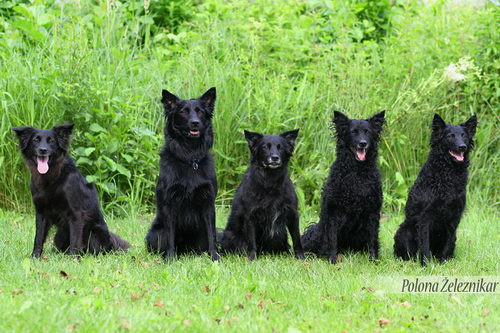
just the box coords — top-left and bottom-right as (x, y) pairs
(0, 198), (498, 332)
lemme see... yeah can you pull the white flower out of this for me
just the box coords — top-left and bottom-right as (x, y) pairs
(444, 63), (466, 82)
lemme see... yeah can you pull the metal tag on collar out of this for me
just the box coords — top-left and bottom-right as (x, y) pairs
(192, 160), (199, 170)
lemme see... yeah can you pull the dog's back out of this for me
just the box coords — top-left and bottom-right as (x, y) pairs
(394, 114), (477, 265)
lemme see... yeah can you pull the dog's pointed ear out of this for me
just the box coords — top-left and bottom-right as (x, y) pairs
(368, 110), (385, 131)
(461, 115), (477, 137)
(12, 126), (35, 151)
(53, 124), (74, 151)
(280, 129), (299, 148)
(161, 89), (180, 115)
(199, 87), (216, 114)
(333, 110), (349, 132)
(432, 113), (446, 132)
(244, 130), (263, 149)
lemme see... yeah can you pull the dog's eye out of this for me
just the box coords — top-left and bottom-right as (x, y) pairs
(33, 136), (41, 143)
(448, 133), (455, 138)
(47, 137), (52, 143)
(179, 110), (188, 115)
(277, 144), (281, 150)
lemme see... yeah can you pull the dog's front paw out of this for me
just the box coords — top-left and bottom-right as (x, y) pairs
(162, 251), (176, 262)
(211, 251), (221, 262)
(31, 251), (42, 259)
(247, 251), (256, 261)
(295, 251), (305, 260)
(328, 255), (337, 264)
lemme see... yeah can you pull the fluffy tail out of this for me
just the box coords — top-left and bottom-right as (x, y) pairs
(110, 232), (131, 251)
(301, 222), (325, 255)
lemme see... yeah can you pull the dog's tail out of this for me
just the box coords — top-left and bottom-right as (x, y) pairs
(110, 232), (131, 251)
(301, 222), (323, 254)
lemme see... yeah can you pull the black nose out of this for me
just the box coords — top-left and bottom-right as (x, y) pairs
(38, 148), (48, 155)
(271, 155), (280, 162)
(190, 120), (200, 127)
(358, 141), (367, 148)
(458, 144), (466, 152)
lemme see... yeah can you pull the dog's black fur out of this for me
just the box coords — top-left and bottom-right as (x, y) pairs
(146, 87), (219, 261)
(219, 130), (304, 260)
(394, 114), (477, 266)
(301, 111), (385, 264)
(13, 125), (130, 257)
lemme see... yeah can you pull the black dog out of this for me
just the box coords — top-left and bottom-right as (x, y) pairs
(394, 114), (477, 266)
(301, 111), (385, 264)
(219, 129), (304, 260)
(146, 88), (219, 261)
(13, 125), (130, 257)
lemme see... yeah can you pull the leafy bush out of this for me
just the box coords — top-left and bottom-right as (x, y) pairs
(0, 0), (497, 215)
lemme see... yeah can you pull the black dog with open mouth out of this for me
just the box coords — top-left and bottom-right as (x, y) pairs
(301, 110), (385, 264)
(219, 129), (304, 261)
(12, 124), (130, 257)
(146, 87), (220, 261)
(394, 114), (477, 266)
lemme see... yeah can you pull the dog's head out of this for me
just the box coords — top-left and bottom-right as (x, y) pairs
(12, 124), (74, 175)
(161, 87), (216, 140)
(244, 129), (299, 170)
(430, 114), (477, 163)
(333, 110), (385, 162)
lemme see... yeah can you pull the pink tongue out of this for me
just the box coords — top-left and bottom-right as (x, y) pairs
(190, 130), (200, 135)
(451, 151), (464, 161)
(37, 157), (49, 174)
(357, 150), (366, 161)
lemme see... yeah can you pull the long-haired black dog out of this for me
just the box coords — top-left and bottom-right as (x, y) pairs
(301, 110), (385, 264)
(13, 124), (130, 257)
(146, 87), (220, 261)
(394, 114), (477, 266)
(219, 129), (304, 260)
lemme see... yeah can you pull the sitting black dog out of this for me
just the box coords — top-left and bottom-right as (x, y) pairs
(301, 111), (385, 264)
(146, 88), (220, 261)
(220, 129), (304, 260)
(13, 124), (130, 257)
(394, 114), (477, 266)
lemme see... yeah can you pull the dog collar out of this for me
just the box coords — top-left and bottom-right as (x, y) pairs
(192, 159), (200, 170)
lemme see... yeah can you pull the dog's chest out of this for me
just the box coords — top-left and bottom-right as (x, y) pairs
(251, 199), (287, 236)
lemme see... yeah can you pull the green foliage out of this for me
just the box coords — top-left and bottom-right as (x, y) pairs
(0, 0), (498, 214)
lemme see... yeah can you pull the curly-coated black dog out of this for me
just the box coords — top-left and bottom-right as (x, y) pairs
(219, 129), (304, 261)
(13, 124), (130, 257)
(146, 87), (220, 261)
(394, 114), (477, 266)
(301, 110), (385, 264)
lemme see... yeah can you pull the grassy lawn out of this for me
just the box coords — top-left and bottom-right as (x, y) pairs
(0, 199), (497, 332)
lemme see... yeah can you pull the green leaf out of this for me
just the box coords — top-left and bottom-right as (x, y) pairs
(89, 123), (107, 133)
(115, 162), (131, 178)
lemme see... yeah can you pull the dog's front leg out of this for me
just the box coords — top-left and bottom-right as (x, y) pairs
(244, 218), (257, 261)
(327, 219), (339, 264)
(161, 206), (176, 261)
(416, 219), (431, 266)
(367, 212), (380, 261)
(68, 218), (84, 255)
(31, 211), (49, 258)
(287, 211), (305, 260)
(204, 205), (220, 261)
